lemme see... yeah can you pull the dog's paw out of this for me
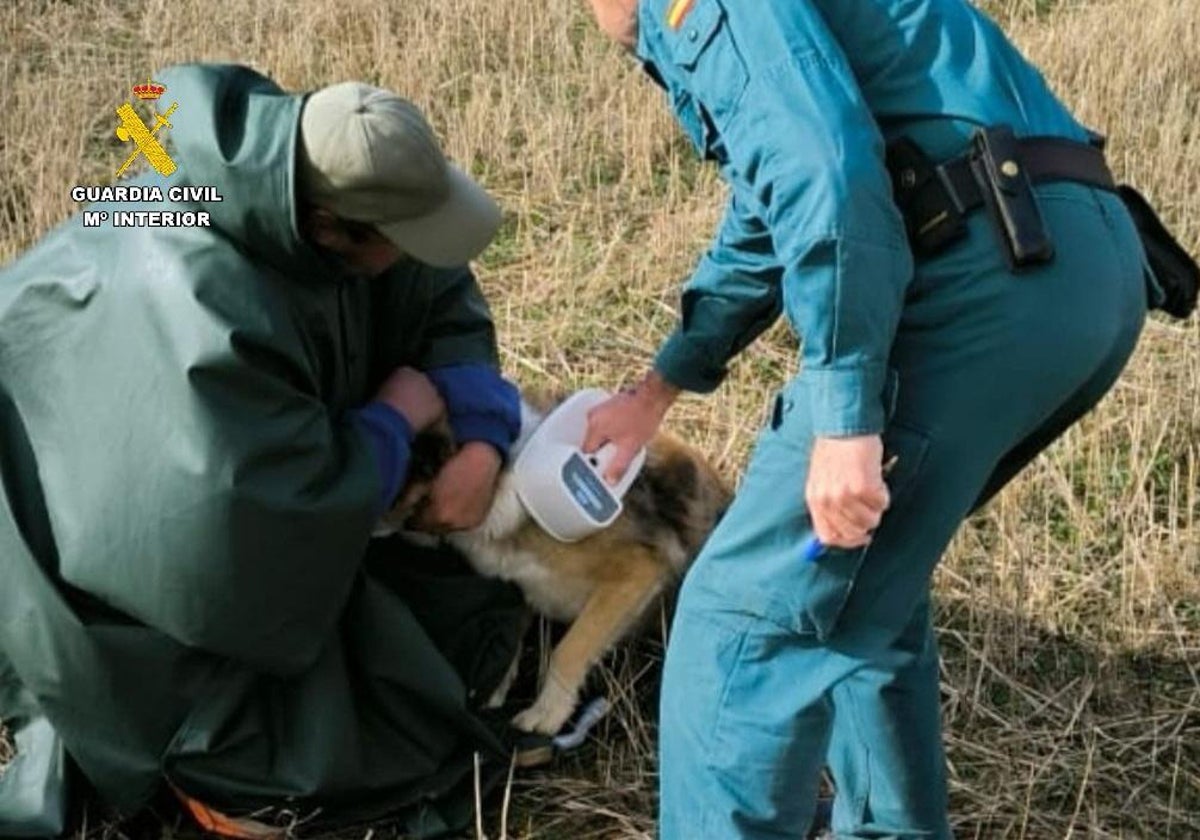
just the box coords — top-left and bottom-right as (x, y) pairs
(511, 680), (576, 735)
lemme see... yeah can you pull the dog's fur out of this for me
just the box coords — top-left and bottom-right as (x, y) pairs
(380, 392), (730, 735)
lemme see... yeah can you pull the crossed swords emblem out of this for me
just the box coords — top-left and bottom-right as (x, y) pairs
(115, 99), (179, 179)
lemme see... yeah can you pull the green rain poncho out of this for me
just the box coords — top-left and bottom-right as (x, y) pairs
(0, 63), (524, 835)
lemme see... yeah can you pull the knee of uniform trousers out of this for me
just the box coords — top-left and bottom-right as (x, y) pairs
(662, 583), (954, 836)
(659, 605), (841, 839)
(823, 600), (952, 839)
(659, 610), (952, 840)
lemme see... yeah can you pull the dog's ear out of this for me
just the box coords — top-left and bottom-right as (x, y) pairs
(408, 422), (457, 482)
(379, 419), (457, 528)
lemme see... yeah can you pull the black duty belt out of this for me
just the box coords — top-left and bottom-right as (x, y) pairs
(887, 123), (1199, 318)
(887, 127), (1117, 266)
(932, 135), (1114, 209)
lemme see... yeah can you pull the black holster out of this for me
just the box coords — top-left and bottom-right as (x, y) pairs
(886, 125), (1056, 270)
(1117, 185), (1199, 319)
(970, 125), (1055, 270)
(885, 137), (969, 257)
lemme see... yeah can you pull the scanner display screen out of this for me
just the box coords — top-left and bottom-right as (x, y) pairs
(561, 453), (619, 523)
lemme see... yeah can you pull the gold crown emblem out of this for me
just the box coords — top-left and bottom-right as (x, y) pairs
(132, 78), (166, 101)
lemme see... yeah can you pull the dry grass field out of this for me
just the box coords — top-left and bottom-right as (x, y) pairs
(2, 0), (1199, 837)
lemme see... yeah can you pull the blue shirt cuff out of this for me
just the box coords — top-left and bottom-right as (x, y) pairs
(351, 401), (414, 514)
(447, 413), (516, 458)
(426, 364), (521, 460)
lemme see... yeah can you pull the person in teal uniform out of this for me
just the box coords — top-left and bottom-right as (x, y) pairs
(577, 1), (1165, 837)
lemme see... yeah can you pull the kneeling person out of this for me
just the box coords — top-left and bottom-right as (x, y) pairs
(0, 65), (526, 837)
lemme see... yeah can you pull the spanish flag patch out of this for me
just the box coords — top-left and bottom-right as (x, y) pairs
(667, 0), (696, 30)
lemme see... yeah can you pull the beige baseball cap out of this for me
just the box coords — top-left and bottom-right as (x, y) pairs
(297, 81), (501, 268)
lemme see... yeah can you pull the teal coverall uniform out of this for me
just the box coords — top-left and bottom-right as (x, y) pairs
(640, 1), (1150, 837)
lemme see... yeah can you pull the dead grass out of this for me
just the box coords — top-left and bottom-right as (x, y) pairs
(2, 0), (1199, 837)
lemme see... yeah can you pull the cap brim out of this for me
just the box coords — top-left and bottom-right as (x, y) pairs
(377, 166), (502, 268)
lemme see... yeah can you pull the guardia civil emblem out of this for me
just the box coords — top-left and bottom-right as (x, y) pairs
(114, 78), (180, 179)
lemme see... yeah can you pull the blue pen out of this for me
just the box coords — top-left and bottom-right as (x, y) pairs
(803, 455), (898, 563)
(801, 535), (826, 563)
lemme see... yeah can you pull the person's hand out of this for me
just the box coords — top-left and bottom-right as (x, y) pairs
(582, 370), (680, 484)
(806, 435), (890, 549)
(410, 442), (503, 533)
(374, 367), (445, 431)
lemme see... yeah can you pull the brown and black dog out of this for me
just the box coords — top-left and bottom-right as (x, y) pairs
(379, 392), (730, 735)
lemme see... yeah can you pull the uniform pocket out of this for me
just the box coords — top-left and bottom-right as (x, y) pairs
(758, 371), (929, 639)
(663, 0), (749, 130)
(796, 421), (930, 640)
